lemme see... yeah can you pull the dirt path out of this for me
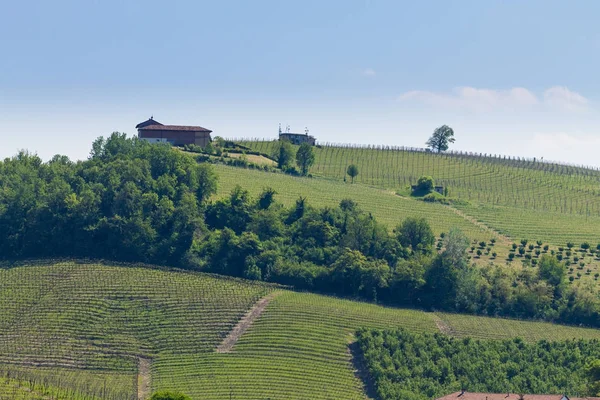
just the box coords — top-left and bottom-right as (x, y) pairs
(433, 313), (456, 336)
(216, 292), (279, 353)
(444, 205), (513, 246)
(138, 357), (151, 400)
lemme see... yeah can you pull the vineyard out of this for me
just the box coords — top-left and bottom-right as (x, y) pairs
(236, 140), (600, 216)
(211, 164), (600, 286)
(2, 262), (600, 399)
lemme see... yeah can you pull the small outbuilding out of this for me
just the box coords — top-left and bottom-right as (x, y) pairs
(136, 117), (212, 147)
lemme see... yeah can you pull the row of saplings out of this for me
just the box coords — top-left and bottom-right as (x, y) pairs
(462, 236), (600, 281)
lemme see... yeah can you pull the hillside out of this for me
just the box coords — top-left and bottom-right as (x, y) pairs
(211, 164), (600, 287)
(238, 140), (600, 215)
(2, 262), (600, 400)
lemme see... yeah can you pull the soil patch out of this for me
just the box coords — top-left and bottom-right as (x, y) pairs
(216, 292), (279, 353)
(138, 357), (151, 400)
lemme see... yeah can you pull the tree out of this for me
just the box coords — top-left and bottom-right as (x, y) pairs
(396, 217), (435, 254)
(346, 164), (359, 183)
(272, 140), (294, 169)
(150, 391), (192, 400)
(426, 125), (455, 152)
(415, 176), (434, 193)
(585, 359), (600, 396)
(296, 143), (315, 175)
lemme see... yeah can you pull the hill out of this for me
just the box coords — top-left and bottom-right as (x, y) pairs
(2, 261), (600, 400)
(211, 164), (600, 287)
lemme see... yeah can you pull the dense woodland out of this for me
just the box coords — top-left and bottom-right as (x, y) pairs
(356, 328), (600, 400)
(1, 134), (600, 327)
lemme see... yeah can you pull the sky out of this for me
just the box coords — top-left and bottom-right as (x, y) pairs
(1, 0), (600, 167)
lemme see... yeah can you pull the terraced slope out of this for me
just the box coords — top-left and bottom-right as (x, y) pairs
(213, 164), (491, 240)
(2, 262), (600, 399)
(238, 140), (600, 216)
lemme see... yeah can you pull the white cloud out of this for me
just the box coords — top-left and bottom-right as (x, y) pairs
(362, 68), (376, 77)
(398, 86), (588, 113)
(543, 86), (589, 112)
(528, 132), (600, 167)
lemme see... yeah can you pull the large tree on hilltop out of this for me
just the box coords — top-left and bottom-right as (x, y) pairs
(426, 125), (455, 152)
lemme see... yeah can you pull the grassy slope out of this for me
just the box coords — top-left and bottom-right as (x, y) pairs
(213, 164), (491, 240)
(2, 262), (600, 399)
(212, 164), (600, 286)
(237, 141), (600, 245)
(238, 140), (600, 214)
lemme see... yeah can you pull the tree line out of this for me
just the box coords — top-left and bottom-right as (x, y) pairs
(357, 328), (600, 400)
(1, 133), (599, 328)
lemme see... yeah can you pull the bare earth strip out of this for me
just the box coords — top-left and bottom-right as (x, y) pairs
(444, 205), (513, 246)
(433, 313), (456, 336)
(138, 357), (151, 400)
(216, 292), (279, 353)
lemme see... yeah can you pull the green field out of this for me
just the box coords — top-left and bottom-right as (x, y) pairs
(238, 140), (600, 216)
(211, 163), (600, 285)
(213, 164), (492, 240)
(2, 262), (600, 399)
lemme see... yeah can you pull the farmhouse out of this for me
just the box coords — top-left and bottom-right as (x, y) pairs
(436, 392), (600, 400)
(279, 125), (316, 146)
(136, 117), (212, 147)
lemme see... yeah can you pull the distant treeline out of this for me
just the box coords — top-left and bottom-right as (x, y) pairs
(1, 133), (599, 327)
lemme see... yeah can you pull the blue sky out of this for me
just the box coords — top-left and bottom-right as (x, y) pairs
(2, 0), (600, 166)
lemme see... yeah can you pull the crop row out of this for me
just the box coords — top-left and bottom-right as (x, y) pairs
(237, 140), (600, 216)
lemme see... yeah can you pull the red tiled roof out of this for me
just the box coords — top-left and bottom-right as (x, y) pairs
(139, 124), (212, 133)
(436, 392), (600, 400)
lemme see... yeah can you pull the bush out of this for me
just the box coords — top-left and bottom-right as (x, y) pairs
(415, 176), (434, 193)
(150, 391), (192, 400)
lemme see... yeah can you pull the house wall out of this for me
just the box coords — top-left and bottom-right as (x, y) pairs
(139, 130), (211, 146)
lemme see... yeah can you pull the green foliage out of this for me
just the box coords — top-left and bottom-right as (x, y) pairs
(426, 125), (455, 152)
(272, 140), (294, 169)
(396, 217), (435, 254)
(357, 328), (600, 400)
(586, 359), (600, 396)
(0, 134), (217, 266)
(414, 176), (434, 194)
(346, 164), (359, 183)
(150, 390), (192, 400)
(296, 142), (315, 175)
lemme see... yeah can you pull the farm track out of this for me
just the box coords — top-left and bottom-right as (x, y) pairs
(216, 292), (280, 353)
(444, 205), (512, 246)
(138, 357), (151, 400)
(432, 314), (456, 336)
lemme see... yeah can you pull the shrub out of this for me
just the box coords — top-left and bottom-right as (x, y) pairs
(415, 176), (434, 193)
(543, 245), (549, 252)
(476, 249), (482, 257)
(151, 391), (192, 400)
(581, 242), (591, 250)
(528, 244), (535, 251)
(490, 238), (496, 244)
(595, 273), (599, 280)
(569, 276), (575, 282)
(512, 243), (518, 250)
(508, 253), (515, 260)
(518, 247), (526, 256)
(521, 239), (528, 246)
(536, 240), (543, 247)
(479, 241), (486, 248)
(567, 242), (574, 249)
(492, 252), (497, 258)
